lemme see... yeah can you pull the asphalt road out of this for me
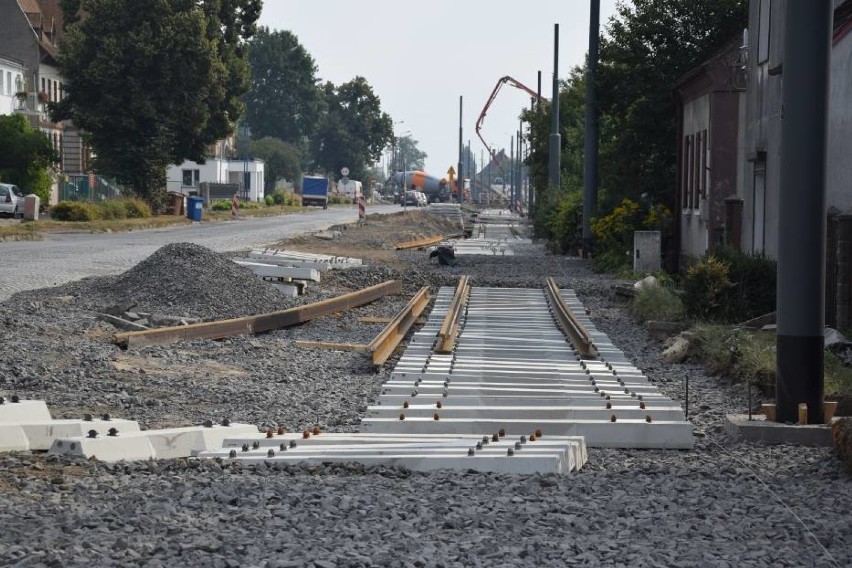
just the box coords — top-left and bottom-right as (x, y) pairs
(0, 205), (399, 302)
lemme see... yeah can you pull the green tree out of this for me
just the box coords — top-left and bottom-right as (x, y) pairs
(312, 77), (393, 182)
(394, 136), (427, 172)
(249, 136), (301, 192)
(598, 0), (747, 207)
(244, 27), (321, 147)
(0, 114), (56, 203)
(52, 0), (261, 210)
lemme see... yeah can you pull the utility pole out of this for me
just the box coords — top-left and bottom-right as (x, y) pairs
(549, 24), (561, 192)
(457, 96), (464, 204)
(517, 124), (522, 213)
(776, 0), (833, 424)
(582, 0), (601, 256)
(510, 134), (514, 209)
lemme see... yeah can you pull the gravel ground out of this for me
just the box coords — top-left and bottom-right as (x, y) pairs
(0, 213), (849, 567)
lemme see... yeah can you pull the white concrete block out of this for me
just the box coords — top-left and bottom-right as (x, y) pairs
(0, 425), (29, 452)
(21, 419), (140, 451)
(0, 400), (52, 423)
(50, 434), (155, 462)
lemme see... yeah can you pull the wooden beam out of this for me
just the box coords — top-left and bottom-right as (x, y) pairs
(114, 280), (402, 349)
(369, 287), (431, 365)
(545, 277), (597, 358)
(294, 341), (370, 353)
(435, 276), (470, 354)
(394, 235), (447, 250)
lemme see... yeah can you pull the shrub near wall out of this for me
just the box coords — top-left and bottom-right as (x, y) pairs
(51, 201), (102, 221)
(51, 199), (153, 221)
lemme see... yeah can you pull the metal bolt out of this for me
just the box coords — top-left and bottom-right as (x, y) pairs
(242, 444), (249, 452)
(646, 415), (652, 423)
(11, 395), (19, 403)
(312, 426), (321, 436)
(468, 448), (475, 456)
(594, 387), (600, 393)
(266, 430), (273, 439)
(492, 433), (499, 442)
(476, 441), (483, 450)
(606, 402), (612, 410)
(498, 428), (506, 437)
(267, 449), (275, 457)
(204, 420), (213, 428)
(535, 429), (542, 438)
(514, 441), (522, 450)
(277, 426), (285, 435)
(102, 413), (111, 421)
(87, 430), (98, 439)
(605, 395), (611, 401)
(433, 413), (440, 421)
(442, 391), (448, 398)
(229, 449), (237, 459)
(252, 441), (260, 449)
(403, 401), (409, 409)
(411, 390), (418, 397)
(279, 443), (287, 451)
(507, 447), (514, 456)
(638, 395), (644, 401)
(610, 415), (617, 423)
(222, 418), (231, 427)
(482, 436), (489, 445)
(436, 401), (442, 409)
(0, 397), (4, 405)
(520, 435), (527, 444)
(289, 440), (297, 448)
(108, 428), (118, 437)
(639, 401), (646, 410)
(83, 413), (92, 422)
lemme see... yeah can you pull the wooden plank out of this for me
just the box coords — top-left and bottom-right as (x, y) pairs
(294, 341), (370, 353)
(435, 276), (470, 354)
(394, 235), (447, 250)
(545, 277), (597, 358)
(369, 287), (431, 366)
(114, 280), (402, 349)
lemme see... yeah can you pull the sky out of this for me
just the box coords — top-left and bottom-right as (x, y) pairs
(259, 0), (621, 179)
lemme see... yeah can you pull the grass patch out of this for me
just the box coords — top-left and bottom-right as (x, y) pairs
(688, 324), (852, 397)
(33, 216), (192, 233)
(205, 204), (304, 219)
(0, 223), (42, 241)
(631, 285), (685, 323)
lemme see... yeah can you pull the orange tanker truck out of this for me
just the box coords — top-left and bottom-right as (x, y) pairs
(391, 170), (452, 203)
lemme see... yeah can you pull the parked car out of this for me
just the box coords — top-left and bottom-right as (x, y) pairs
(400, 190), (426, 207)
(0, 183), (25, 218)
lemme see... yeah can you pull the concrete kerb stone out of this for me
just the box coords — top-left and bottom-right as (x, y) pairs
(724, 414), (836, 447)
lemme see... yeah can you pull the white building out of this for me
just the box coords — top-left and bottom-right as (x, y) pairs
(166, 157), (265, 203)
(0, 55), (25, 116)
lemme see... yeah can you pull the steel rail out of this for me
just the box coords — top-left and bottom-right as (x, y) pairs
(114, 280), (402, 349)
(544, 277), (597, 358)
(435, 276), (470, 353)
(369, 287), (432, 365)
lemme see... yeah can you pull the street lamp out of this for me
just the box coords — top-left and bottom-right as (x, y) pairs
(396, 130), (412, 212)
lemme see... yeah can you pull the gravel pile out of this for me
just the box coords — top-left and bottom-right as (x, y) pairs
(0, 219), (849, 567)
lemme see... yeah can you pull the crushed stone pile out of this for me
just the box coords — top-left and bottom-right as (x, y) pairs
(85, 243), (291, 320)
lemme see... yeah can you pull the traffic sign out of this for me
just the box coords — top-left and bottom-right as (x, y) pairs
(447, 166), (455, 177)
(341, 167), (350, 176)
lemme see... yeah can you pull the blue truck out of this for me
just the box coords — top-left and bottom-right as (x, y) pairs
(301, 176), (329, 209)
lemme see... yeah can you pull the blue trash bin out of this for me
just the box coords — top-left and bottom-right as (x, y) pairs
(187, 197), (204, 222)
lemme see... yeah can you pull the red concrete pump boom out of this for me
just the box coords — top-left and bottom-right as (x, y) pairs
(475, 76), (546, 170)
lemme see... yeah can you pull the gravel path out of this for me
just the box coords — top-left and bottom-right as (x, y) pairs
(0, 216), (849, 567)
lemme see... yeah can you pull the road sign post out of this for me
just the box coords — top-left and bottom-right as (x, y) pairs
(447, 166), (456, 202)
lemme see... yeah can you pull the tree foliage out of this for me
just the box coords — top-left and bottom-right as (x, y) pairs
(311, 77), (393, 183)
(524, 0), (747, 256)
(393, 136), (427, 172)
(0, 114), (56, 203)
(244, 27), (321, 147)
(249, 136), (301, 192)
(52, 0), (261, 210)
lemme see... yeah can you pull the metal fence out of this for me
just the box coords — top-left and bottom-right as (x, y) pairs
(57, 175), (125, 202)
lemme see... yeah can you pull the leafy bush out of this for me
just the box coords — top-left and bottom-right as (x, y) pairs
(683, 255), (732, 320)
(631, 284), (685, 323)
(545, 190), (583, 254)
(591, 198), (672, 272)
(328, 194), (350, 205)
(97, 200), (127, 220)
(51, 201), (101, 221)
(211, 199), (262, 211)
(267, 190), (300, 206)
(121, 198), (152, 218)
(264, 194), (274, 206)
(683, 247), (776, 322)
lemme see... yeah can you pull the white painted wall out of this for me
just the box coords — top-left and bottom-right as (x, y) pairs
(167, 158), (265, 202)
(0, 57), (25, 116)
(680, 94), (711, 260)
(828, 30), (852, 214)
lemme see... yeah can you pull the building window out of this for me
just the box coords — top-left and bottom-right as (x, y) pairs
(5, 72), (10, 95)
(41, 77), (45, 93)
(758, 0), (771, 64)
(683, 136), (691, 210)
(701, 129), (708, 198)
(182, 169), (200, 187)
